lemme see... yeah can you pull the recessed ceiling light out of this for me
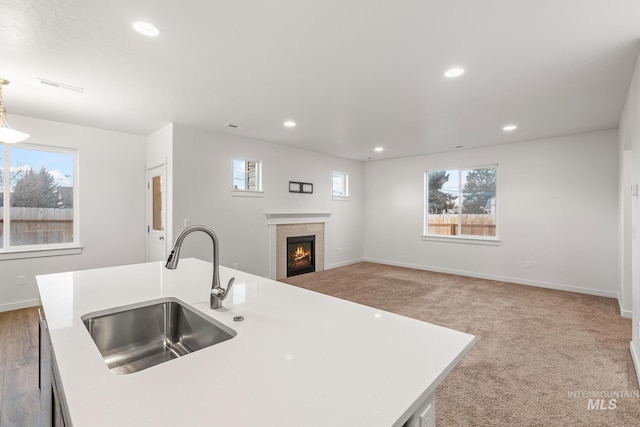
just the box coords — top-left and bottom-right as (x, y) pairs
(503, 124), (517, 131)
(133, 21), (160, 37)
(374, 147), (384, 152)
(444, 68), (465, 78)
(283, 120), (296, 128)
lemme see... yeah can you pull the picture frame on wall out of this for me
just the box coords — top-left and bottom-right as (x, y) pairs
(289, 181), (313, 194)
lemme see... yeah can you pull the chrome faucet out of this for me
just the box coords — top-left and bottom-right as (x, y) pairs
(165, 225), (235, 309)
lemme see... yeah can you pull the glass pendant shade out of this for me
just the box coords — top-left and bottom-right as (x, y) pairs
(0, 78), (29, 143)
(0, 115), (29, 143)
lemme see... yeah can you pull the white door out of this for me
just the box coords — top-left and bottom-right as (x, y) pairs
(146, 164), (167, 262)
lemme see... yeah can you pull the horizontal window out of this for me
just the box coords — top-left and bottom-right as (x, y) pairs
(425, 166), (497, 240)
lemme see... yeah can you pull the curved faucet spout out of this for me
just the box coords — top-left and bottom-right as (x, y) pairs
(164, 225), (235, 309)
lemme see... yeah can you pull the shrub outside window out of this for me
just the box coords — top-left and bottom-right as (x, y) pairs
(425, 166), (497, 238)
(1, 143), (78, 251)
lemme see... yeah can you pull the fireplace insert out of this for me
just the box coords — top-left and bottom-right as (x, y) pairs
(286, 235), (315, 277)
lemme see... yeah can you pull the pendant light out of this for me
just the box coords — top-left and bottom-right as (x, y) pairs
(0, 78), (29, 143)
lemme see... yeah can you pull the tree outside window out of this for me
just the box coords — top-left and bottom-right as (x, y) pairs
(425, 166), (497, 238)
(1, 144), (76, 249)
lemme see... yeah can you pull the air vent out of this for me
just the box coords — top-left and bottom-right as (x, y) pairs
(38, 78), (84, 93)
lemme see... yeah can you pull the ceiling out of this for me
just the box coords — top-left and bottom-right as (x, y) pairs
(2, 0), (640, 161)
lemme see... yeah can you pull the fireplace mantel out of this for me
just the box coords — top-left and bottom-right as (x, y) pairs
(266, 212), (331, 225)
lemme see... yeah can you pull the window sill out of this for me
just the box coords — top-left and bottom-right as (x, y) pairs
(421, 235), (500, 246)
(332, 196), (350, 201)
(0, 246), (83, 261)
(231, 190), (264, 198)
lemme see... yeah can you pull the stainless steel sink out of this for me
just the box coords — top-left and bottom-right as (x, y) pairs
(82, 298), (236, 374)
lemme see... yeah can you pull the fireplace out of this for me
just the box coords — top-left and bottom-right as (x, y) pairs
(287, 235), (316, 277)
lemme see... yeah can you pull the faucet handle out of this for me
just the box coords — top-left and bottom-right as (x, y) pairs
(222, 277), (235, 301)
(211, 277), (236, 301)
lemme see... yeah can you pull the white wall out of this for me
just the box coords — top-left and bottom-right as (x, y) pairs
(170, 124), (364, 276)
(620, 52), (640, 382)
(619, 146), (632, 318)
(364, 130), (619, 298)
(0, 115), (147, 311)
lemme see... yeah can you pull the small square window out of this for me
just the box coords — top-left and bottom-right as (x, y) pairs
(233, 159), (262, 192)
(332, 172), (349, 198)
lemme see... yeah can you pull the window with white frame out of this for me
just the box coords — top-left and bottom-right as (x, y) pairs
(332, 171), (349, 198)
(1, 143), (78, 251)
(425, 166), (497, 239)
(233, 159), (262, 192)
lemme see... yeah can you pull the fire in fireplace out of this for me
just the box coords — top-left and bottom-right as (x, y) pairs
(287, 235), (315, 277)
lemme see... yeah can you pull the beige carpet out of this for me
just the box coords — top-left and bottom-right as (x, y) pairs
(281, 262), (640, 426)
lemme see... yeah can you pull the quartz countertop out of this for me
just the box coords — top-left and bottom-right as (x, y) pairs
(37, 258), (474, 426)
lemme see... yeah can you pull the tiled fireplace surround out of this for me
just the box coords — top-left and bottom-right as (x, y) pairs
(266, 213), (331, 280)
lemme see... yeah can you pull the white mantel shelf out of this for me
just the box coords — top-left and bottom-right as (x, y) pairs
(266, 212), (332, 225)
(37, 258), (475, 427)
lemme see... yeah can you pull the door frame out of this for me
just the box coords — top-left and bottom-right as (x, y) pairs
(146, 163), (168, 262)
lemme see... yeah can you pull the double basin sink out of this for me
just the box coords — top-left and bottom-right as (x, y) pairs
(82, 298), (236, 375)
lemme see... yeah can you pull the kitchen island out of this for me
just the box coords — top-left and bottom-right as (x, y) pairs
(37, 258), (474, 426)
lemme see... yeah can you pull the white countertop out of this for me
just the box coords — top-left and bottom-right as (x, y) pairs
(37, 258), (474, 426)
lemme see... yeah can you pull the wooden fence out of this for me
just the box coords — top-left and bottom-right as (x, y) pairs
(428, 214), (496, 237)
(0, 207), (73, 245)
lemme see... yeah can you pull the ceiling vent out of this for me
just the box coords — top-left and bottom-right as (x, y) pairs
(39, 78), (84, 93)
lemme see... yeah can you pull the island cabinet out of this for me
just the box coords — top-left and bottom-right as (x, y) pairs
(403, 393), (436, 427)
(39, 307), (70, 427)
(37, 259), (474, 426)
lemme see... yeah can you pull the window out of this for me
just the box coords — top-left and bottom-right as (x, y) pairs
(425, 166), (497, 239)
(1, 143), (78, 253)
(332, 171), (349, 198)
(233, 159), (262, 192)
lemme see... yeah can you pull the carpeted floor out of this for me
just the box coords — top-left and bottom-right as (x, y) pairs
(281, 262), (640, 426)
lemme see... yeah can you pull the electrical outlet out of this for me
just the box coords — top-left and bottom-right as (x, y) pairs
(18, 275), (26, 286)
(184, 219), (191, 227)
(233, 262), (239, 269)
(524, 259), (532, 269)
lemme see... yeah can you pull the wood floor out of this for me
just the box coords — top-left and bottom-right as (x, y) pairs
(0, 308), (40, 427)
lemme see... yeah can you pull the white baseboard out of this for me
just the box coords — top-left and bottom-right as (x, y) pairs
(0, 298), (40, 313)
(363, 258), (619, 300)
(630, 342), (640, 387)
(619, 297), (633, 318)
(327, 257), (365, 270)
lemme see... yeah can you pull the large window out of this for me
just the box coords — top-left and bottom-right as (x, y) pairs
(233, 159), (262, 192)
(1, 143), (78, 251)
(425, 166), (497, 239)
